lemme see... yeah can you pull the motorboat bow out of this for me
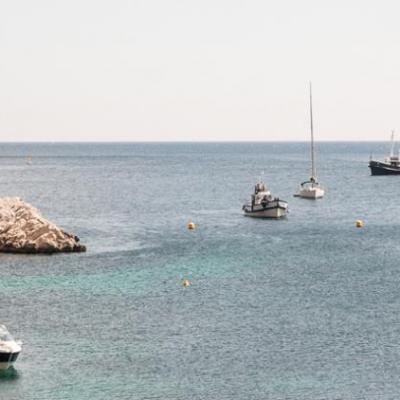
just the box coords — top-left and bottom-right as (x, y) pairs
(0, 325), (21, 370)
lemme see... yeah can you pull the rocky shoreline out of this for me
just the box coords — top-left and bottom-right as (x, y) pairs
(0, 198), (86, 254)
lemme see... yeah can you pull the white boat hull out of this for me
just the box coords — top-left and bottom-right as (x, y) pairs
(298, 187), (324, 199)
(243, 201), (288, 218)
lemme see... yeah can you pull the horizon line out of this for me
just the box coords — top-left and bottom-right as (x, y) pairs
(0, 140), (392, 144)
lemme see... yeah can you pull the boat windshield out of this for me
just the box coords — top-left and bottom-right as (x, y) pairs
(0, 325), (14, 341)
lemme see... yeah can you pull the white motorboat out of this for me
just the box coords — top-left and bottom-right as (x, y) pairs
(296, 82), (325, 199)
(0, 325), (21, 370)
(242, 182), (288, 218)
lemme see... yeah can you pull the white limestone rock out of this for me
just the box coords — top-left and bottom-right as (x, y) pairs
(0, 197), (86, 254)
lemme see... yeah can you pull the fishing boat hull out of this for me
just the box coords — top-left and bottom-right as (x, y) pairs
(242, 200), (288, 218)
(369, 160), (400, 175)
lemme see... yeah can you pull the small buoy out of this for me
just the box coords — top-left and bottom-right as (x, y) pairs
(356, 219), (364, 228)
(182, 279), (191, 287)
(187, 221), (196, 230)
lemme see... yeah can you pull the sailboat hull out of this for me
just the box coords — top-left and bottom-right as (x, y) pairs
(298, 187), (325, 199)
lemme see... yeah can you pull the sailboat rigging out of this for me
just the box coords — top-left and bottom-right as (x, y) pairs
(295, 82), (325, 199)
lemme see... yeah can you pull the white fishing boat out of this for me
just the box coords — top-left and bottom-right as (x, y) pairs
(0, 325), (21, 370)
(296, 82), (325, 199)
(242, 182), (288, 218)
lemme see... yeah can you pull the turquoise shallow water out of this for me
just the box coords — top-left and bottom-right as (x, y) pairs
(0, 142), (399, 399)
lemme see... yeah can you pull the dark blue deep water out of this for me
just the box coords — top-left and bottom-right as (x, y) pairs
(0, 142), (399, 399)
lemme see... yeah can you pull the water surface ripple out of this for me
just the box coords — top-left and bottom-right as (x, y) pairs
(0, 142), (398, 399)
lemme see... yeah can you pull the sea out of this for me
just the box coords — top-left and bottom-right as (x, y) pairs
(0, 142), (399, 400)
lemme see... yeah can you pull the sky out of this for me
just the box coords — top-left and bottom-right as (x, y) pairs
(1, 0), (400, 142)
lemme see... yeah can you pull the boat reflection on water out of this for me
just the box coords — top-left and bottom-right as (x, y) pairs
(0, 365), (19, 380)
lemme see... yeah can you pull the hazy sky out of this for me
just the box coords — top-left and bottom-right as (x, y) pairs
(1, 0), (400, 141)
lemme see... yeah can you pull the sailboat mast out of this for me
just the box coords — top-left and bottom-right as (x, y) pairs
(309, 82), (316, 179)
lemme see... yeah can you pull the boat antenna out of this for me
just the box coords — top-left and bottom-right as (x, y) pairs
(309, 81), (316, 180)
(390, 130), (395, 158)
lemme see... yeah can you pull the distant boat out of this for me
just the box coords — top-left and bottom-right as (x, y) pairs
(369, 131), (400, 175)
(0, 325), (21, 370)
(295, 82), (325, 199)
(242, 181), (288, 218)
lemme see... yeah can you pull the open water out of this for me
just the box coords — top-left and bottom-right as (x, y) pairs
(0, 142), (399, 400)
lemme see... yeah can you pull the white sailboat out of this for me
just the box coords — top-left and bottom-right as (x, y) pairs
(296, 82), (325, 199)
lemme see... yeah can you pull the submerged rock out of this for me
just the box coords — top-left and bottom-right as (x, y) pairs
(0, 197), (86, 254)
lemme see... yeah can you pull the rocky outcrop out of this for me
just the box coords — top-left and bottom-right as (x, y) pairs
(0, 197), (86, 254)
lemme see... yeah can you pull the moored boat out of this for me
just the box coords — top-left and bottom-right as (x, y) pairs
(369, 131), (400, 175)
(242, 182), (288, 218)
(0, 325), (21, 370)
(297, 177), (325, 199)
(295, 82), (325, 199)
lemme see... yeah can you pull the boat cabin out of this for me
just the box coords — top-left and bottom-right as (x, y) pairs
(254, 182), (268, 194)
(301, 176), (320, 188)
(385, 155), (400, 166)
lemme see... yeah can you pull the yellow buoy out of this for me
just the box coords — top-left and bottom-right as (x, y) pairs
(182, 279), (191, 287)
(355, 219), (364, 228)
(187, 221), (196, 230)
